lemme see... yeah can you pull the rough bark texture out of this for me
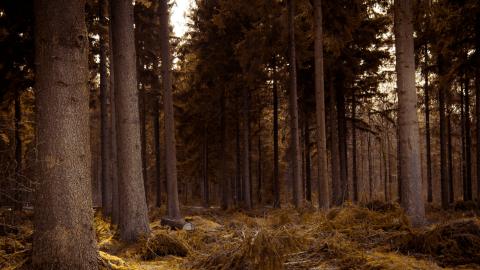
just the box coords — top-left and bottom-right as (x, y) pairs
(158, 0), (182, 220)
(475, 10), (480, 203)
(287, 0), (303, 208)
(313, 0), (329, 209)
(33, 0), (98, 268)
(140, 87), (148, 201)
(108, 9), (120, 224)
(99, 0), (112, 217)
(394, 0), (425, 226)
(111, 0), (150, 241)
(154, 90), (162, 207)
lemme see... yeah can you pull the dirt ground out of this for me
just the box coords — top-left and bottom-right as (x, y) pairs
(1, 201), (480, 270)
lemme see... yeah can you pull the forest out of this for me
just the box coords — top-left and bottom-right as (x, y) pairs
(1, 0), (480, 269)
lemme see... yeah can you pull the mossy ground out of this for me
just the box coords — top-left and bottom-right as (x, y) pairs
(1, 202), (480, 270)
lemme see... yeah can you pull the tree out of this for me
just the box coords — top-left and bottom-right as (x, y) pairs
(313, 0), (329, 209)
(394, 0), (425, 226)
(158, 0), (182, 220)
(111, 0), (150, 242)
(32, 0), (98, 268)
(287, 0), (303, 208)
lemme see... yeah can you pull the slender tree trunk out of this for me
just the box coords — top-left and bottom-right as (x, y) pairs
(257, 125), (263, 204)
(351, 92), (358, 202)
(304, 115), (312, 202)
(313, 0), (329, 209)
(394, 0), (425, 226)
(111, 0), (150, 241)
(14, 89), (22, 211)
(447, 109), (454, 203)
(236, 117), (242, 205)
(424, 44), (433, 203)
(33, 0), (98, 268)
(220, 92), (230, 209)
(465, 75), (473, 201)
(242, 87), (252, 209)
(438, 54), (449, 209)
(337, 86), (349, 202)
(99, 0), (112, 217)
(109, 11), (120, 224)
(154, 90), (162, 207)
(158, 0), (182, 220)
(461, 78), (467, 201)
(368, 132), (373, 201)
(287, 0), (303, 208)
(203, 125), (210, 207)
(329, 81), (341, 206)
(272, 63), (280, 208)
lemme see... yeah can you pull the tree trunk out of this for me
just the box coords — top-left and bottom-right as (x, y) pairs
(140, 87), (148, 202)
(329, 81), (341, 206)
(242, 87), (252, 209)
(337, 86), (349, 202)
(99, 0), (112, 217)
(464, 75), (473, 201)
(154, 89), (162, 207)
(158, 0), (182, 220)
(287, 0), (303, 208)
(424, 44), (433, 203)
(109, 10), (120, 224)
(33, 0), (98, 268)
(352, 92), (358, 202)
(313, 0), (329, 209)
(111, 0), (150, 241)
(14, 89), (22, 211)
(257, 121), (263, 204)
(236, 117), (242, 205)
(272, 63), (280, 208)
(394, 0), (425, 226)
(475, 10), (480, 203)
(220, 92), (230, 209)
(438, 54), (449, 210)
(203, 125), (209, 207)
(368, 132), (373, 201)
(461, 77), (467, 201)
(447, 109), (454, 203)
(304, 114), (312, 202)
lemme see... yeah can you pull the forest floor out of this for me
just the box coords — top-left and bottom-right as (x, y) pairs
(1, 201), (480, 270)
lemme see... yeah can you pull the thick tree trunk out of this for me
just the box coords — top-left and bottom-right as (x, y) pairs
(423, 45), (433, 203)
(242, 87), (252, 209)
(99, 0), (112, 217)
(111, 0), (150, 241)
(33, 0), (98, 268)
(313, 0), (329, 209)
(158, 0), (182, 220)
(287, 0), (303, 208)
(394, 0), (425, 226)
(272, 63), (280, 208)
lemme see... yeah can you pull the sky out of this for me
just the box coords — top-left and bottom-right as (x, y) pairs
(171, 0), (194, 37)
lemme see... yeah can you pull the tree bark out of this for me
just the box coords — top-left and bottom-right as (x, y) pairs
(337, 86), (349, 202)
(154, 89), (162, 207)
(461, 76), (467, 201)
(394, 0), (425, 226)
(464, 75), (472, 201)
(272, 63), (280, 208)
(313, 0), (329, 209)
(447, 109), (454, 203)
(158, 0), (182, 220)
(287, 0), (303, 208)
(329, 80), (341, 206)
(423, 44), (433, 203)
(33, 0), (98, 268)
(14, 88), (22, 211)
(438, 54), (449, 209)
(351, 92), (358, 203)
(220, 92), (230, 209)
(140, 86), (148, 202)
(99, 0), (112, 217)
(257, 121), (263, 204)
(304, 114), (312, 202)
(242, 87), (252, 209)
(475, 9), (480, 203)
(203, 125), (209, 207)
(111, 0), (150, 241)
